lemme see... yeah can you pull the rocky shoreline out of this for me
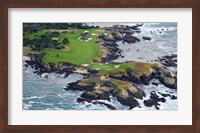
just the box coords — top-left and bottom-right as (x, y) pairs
(23, 24), (177, 110)
(64, 65), (177, 110)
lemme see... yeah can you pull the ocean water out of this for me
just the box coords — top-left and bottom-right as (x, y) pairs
(23, 23), (177, 110)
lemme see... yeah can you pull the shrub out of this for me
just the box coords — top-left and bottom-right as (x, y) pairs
(62, 38), (69, 45)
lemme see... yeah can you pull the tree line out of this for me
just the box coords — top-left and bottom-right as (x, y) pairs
(23, 23), (99, 35)
(24, 31), (69, 51)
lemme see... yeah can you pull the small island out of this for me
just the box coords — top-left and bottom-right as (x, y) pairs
(23, 23), (177, 110)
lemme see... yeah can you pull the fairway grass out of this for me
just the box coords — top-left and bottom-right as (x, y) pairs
(88, 62), (159, 76)
(24, 29), (106, 65)
(24, 28), (159, 76)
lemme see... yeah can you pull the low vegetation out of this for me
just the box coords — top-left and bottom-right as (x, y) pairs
(88, 62), (159, 76)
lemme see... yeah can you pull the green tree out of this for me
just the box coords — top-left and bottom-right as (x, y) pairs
(62, 38), (69, 45)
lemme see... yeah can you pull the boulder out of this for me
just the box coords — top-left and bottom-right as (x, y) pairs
(112, 31), (123, 40)
(80, 91), (98, 100)
(144, 99), (157, 107)
(144, 99), (160, 109)
(150, 91), (166, 103)
(99, 84), (114, 93)
(113, 89), (139, 109)
(67, 82), (95, 91)
(123, 34), (140, 43)
(157, 67), (177, 89)
(140, 74), (150, 85)
(126, 85), (146, 99)
(159, 75), (177, 89)
(80, 90), (110, 101)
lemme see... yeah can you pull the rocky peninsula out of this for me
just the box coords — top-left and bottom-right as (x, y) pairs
(23, 23), (177, 110)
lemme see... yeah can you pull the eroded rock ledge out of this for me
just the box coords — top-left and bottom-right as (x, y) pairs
(66, 65), (177, 110)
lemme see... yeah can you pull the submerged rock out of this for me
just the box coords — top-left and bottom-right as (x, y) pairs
(144, 99), (159, 107)
(142, 36), (152, 41)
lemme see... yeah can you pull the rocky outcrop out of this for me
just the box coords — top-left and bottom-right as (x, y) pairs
(100, 41), (121, 63)
(25, 60), (75, 77)
(66, 77), (147, 110)
(143, 91), (166, 110)
(123, 34), (140, 43)
(158, 54), (177, 67)
(126, 86), (146, 99)
(158, 67), (177, 89)
(111, 31), (123, 40)
(159, 75), (177, 89)
(66, 82), (95, 91)
(80, 90), (110, 101)
(113, 89), (140, 110)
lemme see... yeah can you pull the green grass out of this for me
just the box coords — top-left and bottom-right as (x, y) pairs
(24, 28), (107, 65)
(89, 62), (159, 76)
(79, 77), (133, 91)
(111, 80), (132, 91)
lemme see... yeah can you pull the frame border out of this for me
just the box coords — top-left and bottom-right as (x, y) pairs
(0, 0), (200, 133)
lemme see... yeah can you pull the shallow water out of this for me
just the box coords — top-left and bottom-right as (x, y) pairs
(23, 23), (177, 110)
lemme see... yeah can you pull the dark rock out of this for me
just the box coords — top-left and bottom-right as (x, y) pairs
(123, 34), (140, 43)
(159, 98), (166, 103)
(158, 54), (177, 68)
(157, 67), (177, 89)
(171, 95), (177, 100)
(99, 34), (116, 42)
(80, 90), (110, 101)
(164, 59), (177, 67)
(142, 36), (152, 41)
(159, 75), (177, 89)
(81, 91), (98, 100)
(67, 82), (95, 91)
(99, 84), (114, 93)
(126, 85), (146, 99)
(150, 91), (167, 103)
(112, 31), (123, 40)
(24, 64), (28, 68)
(150, 91), (160, 101)
(152, 82), (159, 86)
(157, 92), (171, 97)
(77, 97), (92, 103)
(87, 69), (98, 74)
(144, 99), (156, 107)
(155, 106), (160, 110)
(113, 89), (139, 109)
(140, 74), (150, 85)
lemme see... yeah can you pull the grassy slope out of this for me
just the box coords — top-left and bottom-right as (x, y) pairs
(24, 29), (106, 65)
(89, 62), (159, 76)
(80, 76), (134, 91)
(24, 28), (159, 78)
